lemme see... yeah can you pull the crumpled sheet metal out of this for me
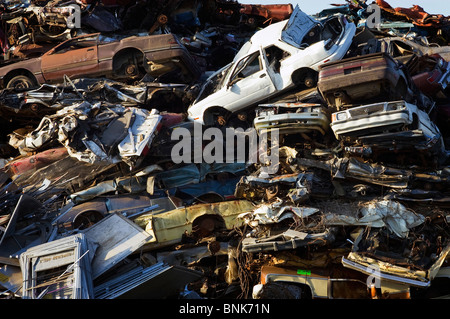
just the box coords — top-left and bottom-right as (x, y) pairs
(117, 108), (162, 162)
(343, 243), (450, 286)
(69, 164), (163, 204)
(8, 117), (57, 154)
(239, 4), (294, 23)
(7, 100), (162, 167)
(241, 228), (334, 253)
(375, 0), (450, 28)
(238, 200), (320, 226)
(325, 200), (424, 238)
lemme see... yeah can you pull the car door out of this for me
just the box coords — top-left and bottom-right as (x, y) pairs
(41, 34), (100, 82)
(224, 47), (277, 113)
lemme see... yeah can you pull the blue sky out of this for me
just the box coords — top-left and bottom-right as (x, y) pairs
(238, 0), (450, 16)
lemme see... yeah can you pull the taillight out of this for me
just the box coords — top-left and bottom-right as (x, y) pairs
(427, 70), (440, 84)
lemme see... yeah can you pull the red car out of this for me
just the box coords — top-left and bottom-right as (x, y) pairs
(0, 32), (201, 89)
(407, 53), (450, 97)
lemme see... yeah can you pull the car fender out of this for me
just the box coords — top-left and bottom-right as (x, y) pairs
(0, 58), (44, 87)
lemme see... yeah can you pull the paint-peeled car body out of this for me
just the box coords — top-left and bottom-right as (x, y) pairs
(187, 5), (356, 126)
(0, 32), (201, 89)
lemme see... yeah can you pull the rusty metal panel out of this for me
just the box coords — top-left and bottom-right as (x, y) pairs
(135, 199), (254, 250)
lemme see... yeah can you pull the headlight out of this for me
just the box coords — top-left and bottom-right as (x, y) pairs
(257, 108), (275, 116)
(332, 112), (347, 121)
(386, 102), (404, 111)
(312, 107), (323, 113)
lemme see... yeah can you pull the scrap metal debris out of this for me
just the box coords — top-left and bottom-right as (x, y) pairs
(0, 0), (450, 301)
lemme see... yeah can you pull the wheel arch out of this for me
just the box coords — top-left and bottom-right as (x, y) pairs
(72, 209), (105, 230)
(291, 67), (318, 88)
(3, 68), (39, 88)
(191, 213), (227, 238)
(112, 47), (147, 76)
(202, 106), (231, 126)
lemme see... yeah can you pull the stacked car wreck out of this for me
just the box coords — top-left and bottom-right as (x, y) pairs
(0, 0), (449, 300)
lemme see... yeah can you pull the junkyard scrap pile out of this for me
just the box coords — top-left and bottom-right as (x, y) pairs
(1, 0), (450, 300)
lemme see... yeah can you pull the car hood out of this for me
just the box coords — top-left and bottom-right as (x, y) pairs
(281, 5), (319, 49)
(233, 5), (318, 61)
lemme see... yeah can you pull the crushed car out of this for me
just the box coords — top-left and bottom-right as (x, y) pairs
(330, 100), (446, 165)
(252, 264), (411, 299)
(134, 199), (255, 251)
(253, 102), (331, 137)
(318, 52), (416, 109)
(0, 32), (201, 89)
(187, 5), (356, 126)
(405, 53), (450, 97)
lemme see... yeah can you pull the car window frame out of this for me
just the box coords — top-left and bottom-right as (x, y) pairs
(47, 34), (100, 55)
(227, 51), (263, 87)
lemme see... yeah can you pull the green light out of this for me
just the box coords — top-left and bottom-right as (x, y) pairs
(297, 269), (311, 276)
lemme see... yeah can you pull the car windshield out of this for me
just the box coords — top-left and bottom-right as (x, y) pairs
(195, 65), (231, 102)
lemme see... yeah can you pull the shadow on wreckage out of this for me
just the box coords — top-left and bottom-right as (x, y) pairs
(0, 0), (449, 300)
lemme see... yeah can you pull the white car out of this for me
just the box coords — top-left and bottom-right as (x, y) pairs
(187, 5), (356, 126)
(330, 100), (438, 139)
(330, 100), (446, 163)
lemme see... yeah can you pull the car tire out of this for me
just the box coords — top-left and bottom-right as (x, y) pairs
(292, 69), (317, 89)
(304, 71), (318, 88)
(204, 107), (230, 127)
(6, 75), (37, 90)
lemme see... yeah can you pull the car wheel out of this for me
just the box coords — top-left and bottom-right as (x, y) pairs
(304, 72), (318, 88)
(192, 215), (226, 238)
(6, 75), (37, 90)
(112, 50), (145, 80)
(216, 114), (227, 126)
(204, 107), (230, 127)
(292, 69), (317, 89)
